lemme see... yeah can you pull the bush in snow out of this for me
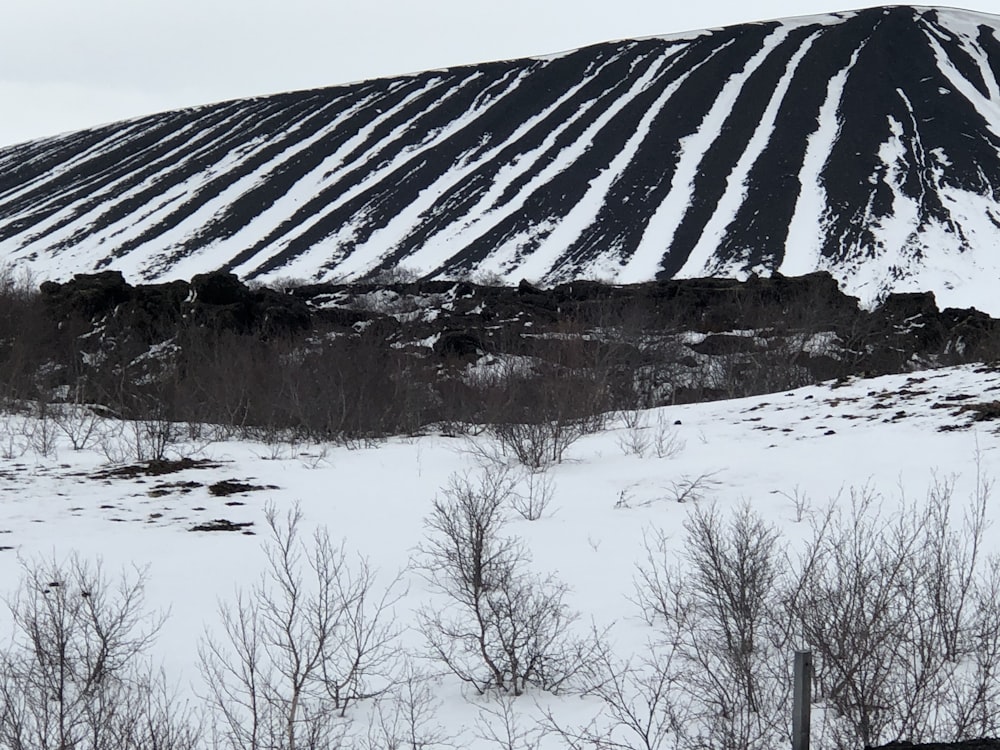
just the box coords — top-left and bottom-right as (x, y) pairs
(416, 469), (600, 696)
(0, 555), (200, 750)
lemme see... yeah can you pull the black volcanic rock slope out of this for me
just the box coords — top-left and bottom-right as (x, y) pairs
(2, 6), (1000, 310)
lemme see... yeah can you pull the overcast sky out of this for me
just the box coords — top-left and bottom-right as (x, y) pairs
(2, 1), (999, 147)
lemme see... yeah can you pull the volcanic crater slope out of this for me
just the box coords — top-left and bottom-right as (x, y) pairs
(2, 6), (1000, 311)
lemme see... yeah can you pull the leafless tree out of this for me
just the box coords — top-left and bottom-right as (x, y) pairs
(788, 476), (1000, 747)
(416, 470), (597, 696)
(354, 663), (456, 750)
(630, 503), (789, 749)
(200, 503), (404, 750)
(0, 555), (199, 750)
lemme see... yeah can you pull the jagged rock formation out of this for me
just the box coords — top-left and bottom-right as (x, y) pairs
(38, 270), (1000, 390)
(2, 7), (1000, 312)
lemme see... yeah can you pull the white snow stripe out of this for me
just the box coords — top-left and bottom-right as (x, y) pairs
(622, 26), (794, 282)
(922, 28), (1000, 141)
(227, 74), (490, 279)
(377, 49), (654, 281)
(781, 46), (864, 277)
(682, 31), (821, 278)
(524, 50), (706, 282)
(274, 52), (632, 280)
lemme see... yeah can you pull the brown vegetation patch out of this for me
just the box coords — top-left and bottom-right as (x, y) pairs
(189, 518), (255, 533)
(208, 479), (277, 497)
(148, 480), (202, 497)
(956, 401), (1000, 422)
(92, 458), (220, 480)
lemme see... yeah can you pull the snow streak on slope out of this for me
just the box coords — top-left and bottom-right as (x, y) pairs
(680, 31), (821, 278)
(781, 47), (863, 278)
(2, 7), (1000, 311)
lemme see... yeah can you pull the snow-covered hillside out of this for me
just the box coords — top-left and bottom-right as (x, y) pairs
(1, 362), (999, 747)
(2, 6), (1000, 312)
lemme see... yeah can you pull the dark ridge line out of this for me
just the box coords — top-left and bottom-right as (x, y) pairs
(820, 8), (917, 263)
(0, 105), (244, 244)
(376, 43), (677, 277)
(238, 56), (597, 277)
(100, 93), (359, 266)
(447, 27), (770, 278)
(714, 20), (873, 271)
(408, 44), (690, 279)
(57, 101), (313, 258)
(221, 69), (507, 277)
(550, 40), (736, 279)
(660, 22), (808, 278)
(175, 79), (418, 256)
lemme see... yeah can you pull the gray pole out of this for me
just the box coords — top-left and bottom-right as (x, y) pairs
(792, 650), (812, 750)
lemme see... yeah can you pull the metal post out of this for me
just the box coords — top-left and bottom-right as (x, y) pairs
(792, 649), (812, 750)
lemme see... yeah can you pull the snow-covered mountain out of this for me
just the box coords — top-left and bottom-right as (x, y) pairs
(2, 6), (1000, 310)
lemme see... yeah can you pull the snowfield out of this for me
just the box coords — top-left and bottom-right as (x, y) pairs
(1, 362), (999, 746)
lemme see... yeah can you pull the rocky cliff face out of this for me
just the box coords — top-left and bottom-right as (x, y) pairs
(36, 270), (1000, 408)
(3, 7), (1000, 312)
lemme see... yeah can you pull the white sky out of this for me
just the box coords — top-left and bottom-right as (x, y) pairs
(2, 1), (999, 147)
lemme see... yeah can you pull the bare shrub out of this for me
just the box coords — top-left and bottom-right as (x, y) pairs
(788, 476), (1000, 747)
(52, 402), (102, 451)
(488, 419), (586, 469)
(774, 484), (811, 523)
(632, 504), (789, 749)
(545, 646), (689, 750)
(26, 399), (59, 458)
(616, 411), (684, 460)
(200, 503), (404, 749)
(0, 555), (199, 750)
(416, 470), (596, 696)
(662, 471), (722, 504)
(98, 413), (181, 464)
(474, 694), (543, 749)
(473, 344), (611, 469)
(652, 413), (685, 459)
(0, 409), (30, 459)
(510, 468), (556, 521)
(616, 410), (652, 457)
(355, 664), (456, 750)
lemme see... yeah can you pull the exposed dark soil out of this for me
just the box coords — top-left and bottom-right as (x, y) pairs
(189, 518), (254, 533)
(957, 401), (1000, 421)
(92, 458), (221, 480)
(208, 479), (277, 496)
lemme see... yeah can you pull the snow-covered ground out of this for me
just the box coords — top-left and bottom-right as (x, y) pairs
(1, 362), (999, 746)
